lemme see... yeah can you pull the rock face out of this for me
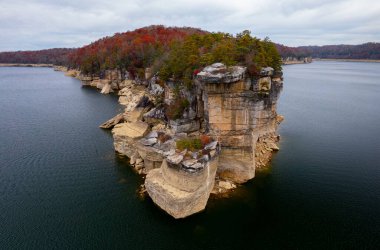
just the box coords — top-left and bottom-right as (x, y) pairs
(85, 62), (283, 219)
(99, 113), (124, 129)
(197, 63), (246, 83)
(145, 156), (219, 219)
(113, 121), (149, 139)
(112, 122), (149, 159)
(196, 63), (283, 183)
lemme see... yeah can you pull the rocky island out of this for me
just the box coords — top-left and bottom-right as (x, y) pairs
(56, 26), (284, 218)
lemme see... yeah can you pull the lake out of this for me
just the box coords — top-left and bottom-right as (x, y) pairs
(0, 62), (379, 249)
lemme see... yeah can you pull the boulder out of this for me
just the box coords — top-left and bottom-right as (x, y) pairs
(169, 119), (200, 133)
(258, 77), (272, 92)
(197, 63), (246, 84)
(260, 67), (274, 76)
(267, 142), (279, 151)
(145, 157), (219, 219)
(140, 137), (157, 146)
(218, 180), (236, 190)
(182, 159), (198, 168)
(124, 108), (146, 123)
(100, 113), (124, 129)
(118, 85), (148, 112)
(143, 107), (166, 125)
(100, 83), (114, 94)
(112, 121), (149, 139)
(167, 153), (183, 165)
(146, 131), (158, 138)
(64, 70), (79, 77)
(150, 82), (164, 95)
(204, 141), (218, 150)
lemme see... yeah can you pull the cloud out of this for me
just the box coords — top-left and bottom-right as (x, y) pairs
(0, 0), (379, 51)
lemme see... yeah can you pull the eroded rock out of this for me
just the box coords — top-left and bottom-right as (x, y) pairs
(112, 121), (149, 139)
(100, 113), (124, 129)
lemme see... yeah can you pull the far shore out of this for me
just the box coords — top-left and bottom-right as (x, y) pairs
(314, 58), (380, 63)
(0, 63), (53, 67)
(283, 61), (310, 65)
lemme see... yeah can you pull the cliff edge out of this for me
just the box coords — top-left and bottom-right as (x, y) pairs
(61, 61), (283, 218)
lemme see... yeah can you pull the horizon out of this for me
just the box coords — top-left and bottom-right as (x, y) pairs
(1, 0), (379, 52)
(1, 25), (379, 53)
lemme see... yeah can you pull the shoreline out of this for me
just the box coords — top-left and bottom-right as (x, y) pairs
(0, 63), (53, 67)
(314, 58), (380, 63)
(283, 61), (311, 65)
(58, 65), (283, 218)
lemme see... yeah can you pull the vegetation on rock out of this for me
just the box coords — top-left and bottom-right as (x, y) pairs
(176, 138), (203, 151)
(68, 26), (206, 77)
(165, 98), (190, 120)
(67, 26), (282, 82)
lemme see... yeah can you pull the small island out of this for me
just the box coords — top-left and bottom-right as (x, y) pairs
(55, 26), (284, 218)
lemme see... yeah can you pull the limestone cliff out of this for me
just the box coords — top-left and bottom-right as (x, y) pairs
(64, 62), (283, 218)
(196, 63), (283, 183)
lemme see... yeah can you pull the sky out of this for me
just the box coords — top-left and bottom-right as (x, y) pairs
(1, 0), (379, 51)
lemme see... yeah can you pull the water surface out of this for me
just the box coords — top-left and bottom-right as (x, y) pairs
(0, 62), (379, 249)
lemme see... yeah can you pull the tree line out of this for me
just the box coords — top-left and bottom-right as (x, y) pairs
(67, 26), (282, 82)
(276, 42), (380, 60)
(0, 25), (284, 81)
(0, 48), (74, 65)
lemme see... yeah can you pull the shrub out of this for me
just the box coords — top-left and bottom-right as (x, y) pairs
(200, 134), (212, 147)
(165, 98), (190, 120)
(176, 138), (203, 151)
(157, 132), (172, 143)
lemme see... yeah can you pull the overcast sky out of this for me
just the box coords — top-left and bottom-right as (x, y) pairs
(1, 0), (379, 51)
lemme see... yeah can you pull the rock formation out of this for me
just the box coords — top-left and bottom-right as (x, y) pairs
(65, 63), (283, 218)
(197, 63), (283, 183)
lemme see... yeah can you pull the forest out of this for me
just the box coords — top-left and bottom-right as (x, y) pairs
(68, 26), (281, 82)
(276, 42), (380, 60)
(0, 48), (74, 65)
(275, 44), (310, 59)
(0, 26), (281, 82)
(298, 43), (380, 60)
(1, 26), (378, 76)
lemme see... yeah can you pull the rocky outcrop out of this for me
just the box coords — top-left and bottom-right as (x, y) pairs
(77, 61), (283, 219)
(282, 57), (312, 65)
(145, 139), (220, 218)
(196, 63), (283, 184)
(145, 157), (218, 218)
(99, 113), (124, 129)
(112, 121), (149, 159)
(64, 69), (80, 77)
(113, 121), (149, 139)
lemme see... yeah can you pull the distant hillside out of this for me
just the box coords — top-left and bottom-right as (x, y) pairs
(0, 48), (75, 65)
(0, 26), (282, 81)
(299, 43), (380, 60)
(275, 44), (310, 59)
(276, 42), (380, 60)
